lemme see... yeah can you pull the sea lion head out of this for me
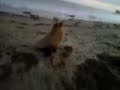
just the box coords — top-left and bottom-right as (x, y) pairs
(53, 21), (64, 29)
(51, 21), (64, 33)
(57, 21), (64, 27)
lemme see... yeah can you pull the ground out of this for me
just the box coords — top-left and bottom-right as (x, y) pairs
(0, 13), (120, 90)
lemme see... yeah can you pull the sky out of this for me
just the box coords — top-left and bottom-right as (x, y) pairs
(0, 0), (120, 23)
(63, 0), (120, 12)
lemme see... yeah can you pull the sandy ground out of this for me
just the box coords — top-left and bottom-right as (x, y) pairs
(0, 13), (120, 90)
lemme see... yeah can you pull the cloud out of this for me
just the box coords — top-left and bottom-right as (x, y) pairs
(62, 0), (120, 12)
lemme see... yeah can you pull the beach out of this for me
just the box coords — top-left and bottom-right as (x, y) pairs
(0, 12), (120, 90)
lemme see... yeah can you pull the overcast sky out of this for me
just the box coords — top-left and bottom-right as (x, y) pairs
(63, 0), (120, 12)
(0, 0), (120, 23)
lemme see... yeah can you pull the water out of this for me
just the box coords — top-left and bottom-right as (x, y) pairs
(0, 0), (120, 23)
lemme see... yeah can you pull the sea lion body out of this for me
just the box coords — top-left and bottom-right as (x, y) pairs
(35, 22), (64, 49)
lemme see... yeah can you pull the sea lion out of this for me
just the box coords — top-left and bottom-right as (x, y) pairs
(34, 21), (64, 56)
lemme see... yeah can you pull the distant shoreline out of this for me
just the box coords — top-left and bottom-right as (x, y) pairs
(0, 10), (120, 26)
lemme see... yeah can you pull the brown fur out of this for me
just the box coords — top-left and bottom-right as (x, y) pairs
(35, 21), (64, 50)
(49, 21), (64, 48)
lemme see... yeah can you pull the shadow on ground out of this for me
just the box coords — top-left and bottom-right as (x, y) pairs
(0, 44), (120, 90)
(73, 53), (120, 90)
